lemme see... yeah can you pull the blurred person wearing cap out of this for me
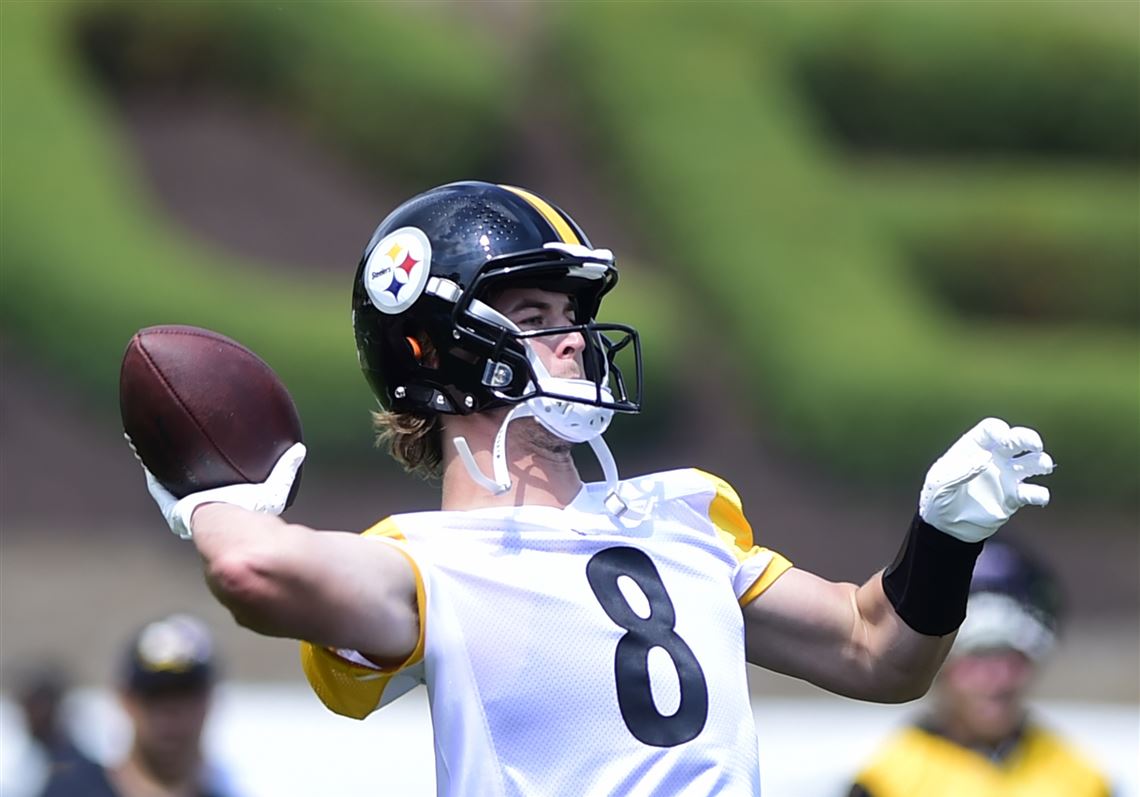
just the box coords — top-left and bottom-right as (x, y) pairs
(38, 614), (239, 797)
(848, 538), (1112, 797)
(2, 663), (100, 797)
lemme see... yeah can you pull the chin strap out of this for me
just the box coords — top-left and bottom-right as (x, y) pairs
(588, 435), (627, 515)
(453, 402), (627, 515)
(453, 403), (533, 495)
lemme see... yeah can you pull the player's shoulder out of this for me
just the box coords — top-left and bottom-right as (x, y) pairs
(359, 506), (558, 548)
(615, 467), (755, 549)
(621, 467), (750, 527)
(616, 467), (746, 506)
(359, 510), (462, 541)
(360, 515), (405, 539)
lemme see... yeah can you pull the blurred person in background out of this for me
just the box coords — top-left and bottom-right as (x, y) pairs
(39, 613), (240, 797)
(3, 662), (98, 797)
(135, 181), (1056, 795)
(848, 538), (1112, 797)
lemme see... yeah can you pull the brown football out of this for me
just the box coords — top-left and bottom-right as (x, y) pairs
(120, 325), (303, 503)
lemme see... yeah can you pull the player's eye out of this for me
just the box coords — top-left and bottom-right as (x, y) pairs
(517, 314), (546, 329)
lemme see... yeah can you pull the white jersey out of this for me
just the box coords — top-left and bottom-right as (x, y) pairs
(302, 468), (792, 796)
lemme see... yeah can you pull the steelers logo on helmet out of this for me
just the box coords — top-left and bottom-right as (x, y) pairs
(363, 226), (432, 314)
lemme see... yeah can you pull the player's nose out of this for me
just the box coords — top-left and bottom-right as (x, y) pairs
(557, 329), (586, 359)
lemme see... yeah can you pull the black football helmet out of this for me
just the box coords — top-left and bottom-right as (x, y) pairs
(352, 181), (642, 418)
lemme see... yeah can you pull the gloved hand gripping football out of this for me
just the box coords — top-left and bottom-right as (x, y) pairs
(919, 418), (1054, 543)
(135, 441), (307, 540)
(119, 324), (307, 540)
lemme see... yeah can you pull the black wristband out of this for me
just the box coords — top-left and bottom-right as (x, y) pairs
(882, 514), (984, 636)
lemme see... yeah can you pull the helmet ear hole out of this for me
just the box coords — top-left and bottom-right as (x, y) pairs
(406, 336), (424, 361)
(405, 332), (438, 368)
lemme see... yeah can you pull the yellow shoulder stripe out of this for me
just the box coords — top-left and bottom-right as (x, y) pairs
(362, 515), (406, 540)
(499, 184), (580, 245)
(691, 468), (793, 605)
(692, 468), (754, 554)
(737, 552), (793, 607)
(298, 516), (426, 720)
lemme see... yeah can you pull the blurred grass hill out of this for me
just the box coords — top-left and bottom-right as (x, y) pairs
(0, 0), (1136, 696)
(2, 0), (1135, 502)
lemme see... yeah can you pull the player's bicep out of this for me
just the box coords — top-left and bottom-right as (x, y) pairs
(741, 567), (867, 691)
(287, 530), (420, 663)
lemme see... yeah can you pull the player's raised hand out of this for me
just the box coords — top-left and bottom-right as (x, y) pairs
(136, 441), (307, 539)
(919, 418), (1054, 543)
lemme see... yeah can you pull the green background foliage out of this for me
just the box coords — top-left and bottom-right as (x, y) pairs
(552, 1), (1138, 498)
(2, 0), (1136, 500)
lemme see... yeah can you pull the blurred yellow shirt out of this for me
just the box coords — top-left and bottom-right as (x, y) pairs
(853, 723), (1111, 797)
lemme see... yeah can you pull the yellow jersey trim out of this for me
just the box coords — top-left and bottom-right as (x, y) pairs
(693, 468), (754, 553)
(738, 553), (793, 607)
(500, 184), (580, 244)
(692, 468), (793, 606)
(298, 517), (426, 720)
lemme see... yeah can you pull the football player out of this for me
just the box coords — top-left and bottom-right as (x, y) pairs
(849, 539), (1111, 797)
(137, 181), (1055, 795)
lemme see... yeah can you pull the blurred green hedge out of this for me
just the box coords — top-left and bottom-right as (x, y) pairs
(0, 1), (513, 465)
(74, 1), (511, 183)
(2, 1), (1136, 501)
(0, 0), (680, 473)
(783, 1), (1139, 159)
(855, 166), (1138, 327)
(551, 1), (1138, 499)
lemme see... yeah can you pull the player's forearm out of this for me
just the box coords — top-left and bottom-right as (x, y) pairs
(191, 502), (315, 637)
(743, 568), (942, 701)
(845, 512), (989, 701)
(852, 572), (956, 702)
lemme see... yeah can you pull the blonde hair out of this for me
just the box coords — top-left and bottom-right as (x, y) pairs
(371, 409), (443, 479)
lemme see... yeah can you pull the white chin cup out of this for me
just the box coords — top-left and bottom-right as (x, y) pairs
(526, 378), (614, 443)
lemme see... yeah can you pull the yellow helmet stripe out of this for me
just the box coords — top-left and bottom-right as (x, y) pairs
(499, 184), (580, 245)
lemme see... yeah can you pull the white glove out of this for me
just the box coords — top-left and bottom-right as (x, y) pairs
(919, 418), (1053, 543)
(139, 442), (307, 540)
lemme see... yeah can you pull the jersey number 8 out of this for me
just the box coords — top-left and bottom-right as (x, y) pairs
(586, 546), (709, 747)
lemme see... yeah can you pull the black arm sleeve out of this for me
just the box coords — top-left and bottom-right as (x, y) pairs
(881, 513), (983, 636)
